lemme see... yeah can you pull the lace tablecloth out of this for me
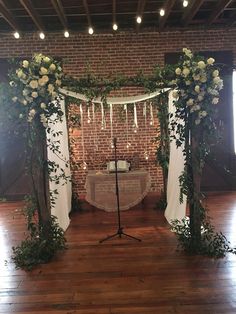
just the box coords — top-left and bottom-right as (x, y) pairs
(85, 170), (151, 212)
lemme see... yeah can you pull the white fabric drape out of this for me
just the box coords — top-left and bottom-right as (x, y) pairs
(47, 98), (71, 230)
(164, 91), (187, 224)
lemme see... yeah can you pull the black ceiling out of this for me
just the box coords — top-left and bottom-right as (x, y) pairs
(0, 0), (235, 34)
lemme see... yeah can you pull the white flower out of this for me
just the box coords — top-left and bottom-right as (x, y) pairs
(195, 105), (201, 111)
(40, 114), (48, 128)
(197, 61), (206, 69)
(34, 54), (43, 63)
(212, 97), (219, 105)
(212, 70), (219, 77)
(218, 79), (223, 90)
(199, 111), (207, 118)
(185, 80), (191, 85)
(55, 79), (61, 86)
(47, 84), (54, 94)
(183, 68), (190, 77)
(29, 109), (36, 117)
(187, 98), (194, 106)
(40, 67), (48, 75)
(183, 48), (193, 58)
(49, 63), (56, 71)
(38, 78), (46, 86)
(9, 81), (15, 87)
(213, 76), (221, 85)
(198, 95), (204, 102)
(193, 75), (200, 81)
(40, 102), (46, 109)
(195, 119), (201, 125)
(43, 56), (50, 63)
(200, 75), (207, 83)
(32, 91), (38, 98)
(22, 89), (29, 96)
(22, 99), (28, 105)
(17, 69), (24, 78)
(175, 68), (181, 75)
(195, 85), (200, 93)
(12, 96), (17, 102)
(29, 80), (38, 89)
(207, 58), (215, 65)
(22, 60), (29, 68)
(19, 114), (23, 119)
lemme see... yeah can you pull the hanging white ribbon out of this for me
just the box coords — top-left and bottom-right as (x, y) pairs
(109, 103), (114, 148)
(124, 104), (130, 149)
(92, 102), (98, 151)
(150, 102), (154, 126)
(87, 106), (91, 123)
(101, 102), (106, 130)
(80, 104), (87, 169)
(133, 103), (138, 132)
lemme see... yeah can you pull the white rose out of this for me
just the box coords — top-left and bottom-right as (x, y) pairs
(183, 48), (193, 58)
(185, 80), (191, 85)
(195, 119), (201, 125)
(201, 111), (207, 117)
(213, 77), (221, 85)
(195, 105), (201, 111)
(212, 70), (219, 77)
(193, 75), (200, 81)
(22, 60), (29, 68)
(29, 109), (36, 117)
(198, 61), (206, 69)
(195, 85), (200, 93)
(182, 68), (190, 77)
(47, 84), (54, 93)
(186, 98), (194, 106)
(207, 58), (215, 65)
(40, 67), (48, 75)
(12, 96), (18, 102)
(200, 76), (207, 83)
(19, 114), (23, 119)
(22, 89), (29, 96)
(17, 69), (23, 78)
(212, 97), (219, 105)
(38, 78), (46, 86)
(29, 80), (38, 89)
(55, 79), (61, 86)
(175, 68), (181, 75)
(22, 99), (28, 105)
(49, 63), (56, 71)
(43, 57), (50, 63)
(40, 102), (46, 109)
(32, 91), (38, 98)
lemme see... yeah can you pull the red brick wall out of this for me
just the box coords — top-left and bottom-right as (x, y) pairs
(0, 28), (235, 197)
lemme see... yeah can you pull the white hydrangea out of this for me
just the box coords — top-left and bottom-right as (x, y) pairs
(207, 58), (215, 65)
(212, 97), (219, 105)
(182, 68), (190, 77)
(49, 63), (56, 71)
(198, 61), (206, 69)
(40, 67), (48, 75)
(212, 70), (219, 77)
(195, 85), (200, 93)
(22, 60), (29, 68)
(29, 80), (38, 89)
(175, 68), (181, 75)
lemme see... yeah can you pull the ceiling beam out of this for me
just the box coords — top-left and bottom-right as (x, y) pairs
(208, 0), (233, 25)
(19, 0), (45, 31)
(82, 0), (92, 27)
(51, 0), (68, 29)
(182, 0), (204, 26)
(0, 0), (20, 30)
(159, 0), (176, 29)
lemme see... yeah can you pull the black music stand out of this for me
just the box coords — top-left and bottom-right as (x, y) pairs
(99, 137), (141, 243)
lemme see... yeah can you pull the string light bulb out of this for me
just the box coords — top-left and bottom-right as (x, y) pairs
(64, 30), (70, 38)
(82, 161), (87, 170)
(13, 31), (20, 39)
(113, 23), (118, 31)
(88, 27), (94, 35)
(144, 152), (149, 160)
(136, 16), (142, 24)
(39, 32), (45, 39)
(160, 8), (165, 16)
(183, 0), (189, 7)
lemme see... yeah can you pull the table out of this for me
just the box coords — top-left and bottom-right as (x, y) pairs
(85, 170), (151, 212)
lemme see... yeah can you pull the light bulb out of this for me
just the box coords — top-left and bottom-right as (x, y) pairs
(82, 161), (87, 170)
(150, 120), (153, 126)
(88, 27), (94, 35)
(132, 124), (138, 133)
(126, 142), (131, 149)
(87, 118), (91, 124)
(113, 23), (118, 31)
(144, 152), (149, 160)
(136, 16), (142, 24)
(160, 9), (165, 16)
(64, 30), (70, 38)
(183, 0), (189, 7)
(13, 31), (20, 39)
(39, 32), (45, 39)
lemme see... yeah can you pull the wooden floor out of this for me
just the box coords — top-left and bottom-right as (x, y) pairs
(1, 192), (236, 314)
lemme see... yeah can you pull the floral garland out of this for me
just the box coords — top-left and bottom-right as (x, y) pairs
(9, 54), (64, 128)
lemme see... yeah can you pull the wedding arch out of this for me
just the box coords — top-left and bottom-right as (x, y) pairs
(0, 48), (233, 269)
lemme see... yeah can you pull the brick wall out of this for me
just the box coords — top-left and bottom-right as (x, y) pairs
(0, 27), (235, 197)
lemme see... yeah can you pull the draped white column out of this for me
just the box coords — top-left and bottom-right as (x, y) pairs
(47, 98), (71, 230)
(164, 91), (187, 224)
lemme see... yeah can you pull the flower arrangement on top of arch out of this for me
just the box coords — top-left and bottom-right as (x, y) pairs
(173, 48), (223, 126)
(9, 54), (64, 128)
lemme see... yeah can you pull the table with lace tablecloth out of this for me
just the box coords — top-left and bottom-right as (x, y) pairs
(85, 170), (151, 212)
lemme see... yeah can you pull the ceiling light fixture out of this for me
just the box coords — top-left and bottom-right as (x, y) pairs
(136, 16), (142, 24)
(160, 8), (165, 16)
(113, 23), (118, 31)
(39, 32), (45, 39)
(88, 27), (94, 35)
(64, 30), (70, 38)
(183, 0), (189, 7)
(13, 31), (20, 39)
